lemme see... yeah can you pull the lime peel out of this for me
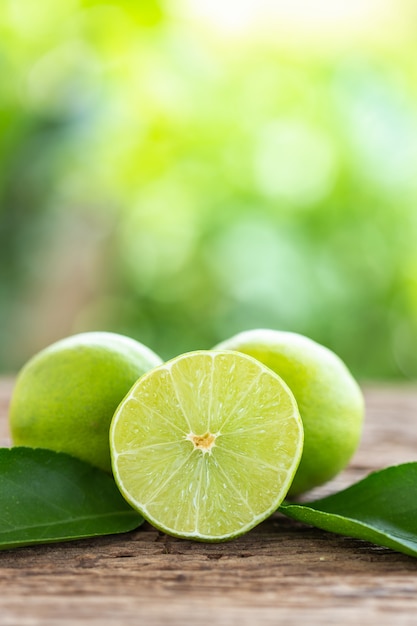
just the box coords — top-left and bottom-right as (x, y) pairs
(214, 329), (364, 496)
(9, 332), (162, 472)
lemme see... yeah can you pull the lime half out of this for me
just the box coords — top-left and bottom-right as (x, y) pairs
(110, 350), (303, 541)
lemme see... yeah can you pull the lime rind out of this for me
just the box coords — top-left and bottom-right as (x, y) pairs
(213, 331), (364, 496)
(9, 332), (162, 473)
(110, 350), (303, 541)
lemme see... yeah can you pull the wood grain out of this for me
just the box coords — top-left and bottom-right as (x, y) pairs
(1, 379), (417, 625)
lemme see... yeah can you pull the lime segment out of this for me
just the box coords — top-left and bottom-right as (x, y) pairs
(110, 350), (303, 541)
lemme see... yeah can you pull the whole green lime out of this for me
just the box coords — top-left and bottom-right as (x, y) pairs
(9, 332), (162, 472)
(214, 329), (364, 496)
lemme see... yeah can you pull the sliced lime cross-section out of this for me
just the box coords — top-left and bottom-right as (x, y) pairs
(110, 350), (303, 541)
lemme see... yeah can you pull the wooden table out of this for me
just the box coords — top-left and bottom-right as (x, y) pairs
(1, 378), (417, 625)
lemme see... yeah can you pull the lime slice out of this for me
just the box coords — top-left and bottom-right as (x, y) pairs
(110, 350), (303, 541)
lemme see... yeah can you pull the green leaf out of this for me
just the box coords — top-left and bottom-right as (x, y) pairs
(0, 447), (143, 550)
(280, 463), (417, 557)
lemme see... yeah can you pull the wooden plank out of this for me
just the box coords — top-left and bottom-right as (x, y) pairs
(1, 380), (417, 625)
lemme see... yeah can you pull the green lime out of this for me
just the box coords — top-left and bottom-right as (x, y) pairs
(110, 350), (303, 541)
(9, 332), (162, 472)
(214, 330), (364, 496)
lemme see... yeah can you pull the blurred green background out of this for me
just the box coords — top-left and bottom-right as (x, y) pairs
(1, 0), (417, 380)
